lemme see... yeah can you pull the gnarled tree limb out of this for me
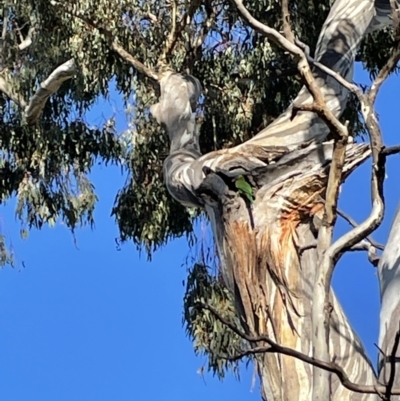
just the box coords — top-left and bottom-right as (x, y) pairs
(24, 58), (77, 125)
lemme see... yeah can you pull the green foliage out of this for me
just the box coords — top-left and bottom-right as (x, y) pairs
(111, 80), (197, 254)
(0, 0), (398, 383)
(0, 0), (130, 265)
(0, 0), (397, 262)
(183, 262), (250, 379)
(357, 27), (400, 79)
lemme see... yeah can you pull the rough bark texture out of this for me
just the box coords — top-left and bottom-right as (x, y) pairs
(149, 0), (399, 399)
(199, 144), (377, 401)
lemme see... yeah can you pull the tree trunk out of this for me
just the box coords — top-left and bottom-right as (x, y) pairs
(151, 0), (399, 399)
(199, 143), (377, 400)
(378, 204), (400, 388)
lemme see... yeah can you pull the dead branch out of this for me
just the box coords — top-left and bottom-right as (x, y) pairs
(197, 301), (400, 396)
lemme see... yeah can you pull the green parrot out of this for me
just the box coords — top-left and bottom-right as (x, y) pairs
(235, 175), (254, 203)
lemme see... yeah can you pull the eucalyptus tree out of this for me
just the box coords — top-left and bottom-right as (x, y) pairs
(2, 0), (400, 400)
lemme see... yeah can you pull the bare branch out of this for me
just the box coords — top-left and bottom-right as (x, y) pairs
(24, 58), (77, 125)
(383, 145), (400, 156)
(323, 19), (400, 261)
(232, 0), (349, 149)
(232, 0), (304, 58)
(368, 42), (400, 106)
(312, 120), (348, 401)
(110, 40), (159, 81)
(348, 239), (380, 267)
(158, 0), (178, 66)
(294, 38), (362, 97)
(281, 0), (294, 43)
(18, 26), (35, 51)
(197, 302), (400, 396)
(336, 206), (384, 251)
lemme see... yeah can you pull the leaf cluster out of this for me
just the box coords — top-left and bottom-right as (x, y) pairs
(0, 0), (399, 260)
(183, 262), (250, 379)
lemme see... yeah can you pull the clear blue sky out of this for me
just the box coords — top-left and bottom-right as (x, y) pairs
(0, 64), (399, 401)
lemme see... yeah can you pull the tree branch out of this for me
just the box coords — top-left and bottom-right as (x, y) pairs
(323, 21), (400, 263)
(197, 301), (400, 396)
(232, 0), (351, 397)
(24, 58), (77, 125)
(336, 206), (384, 251)
(17, 26), (35, 51)
(382, 145), (400, 156)
(348, 239), (380, 267)
(50, 0), (160, 81)
(158, 0), (178, 66)
(281, 0), (294, 43)
(0, 72), (28, 109)
(232, 0), (304, 59)
(110, 40), (159, 81)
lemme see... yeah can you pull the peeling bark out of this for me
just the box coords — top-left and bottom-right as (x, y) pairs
(196, 144), (377, 400)
(378, 204), (400, 389)
(150, 0), (400, 399)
